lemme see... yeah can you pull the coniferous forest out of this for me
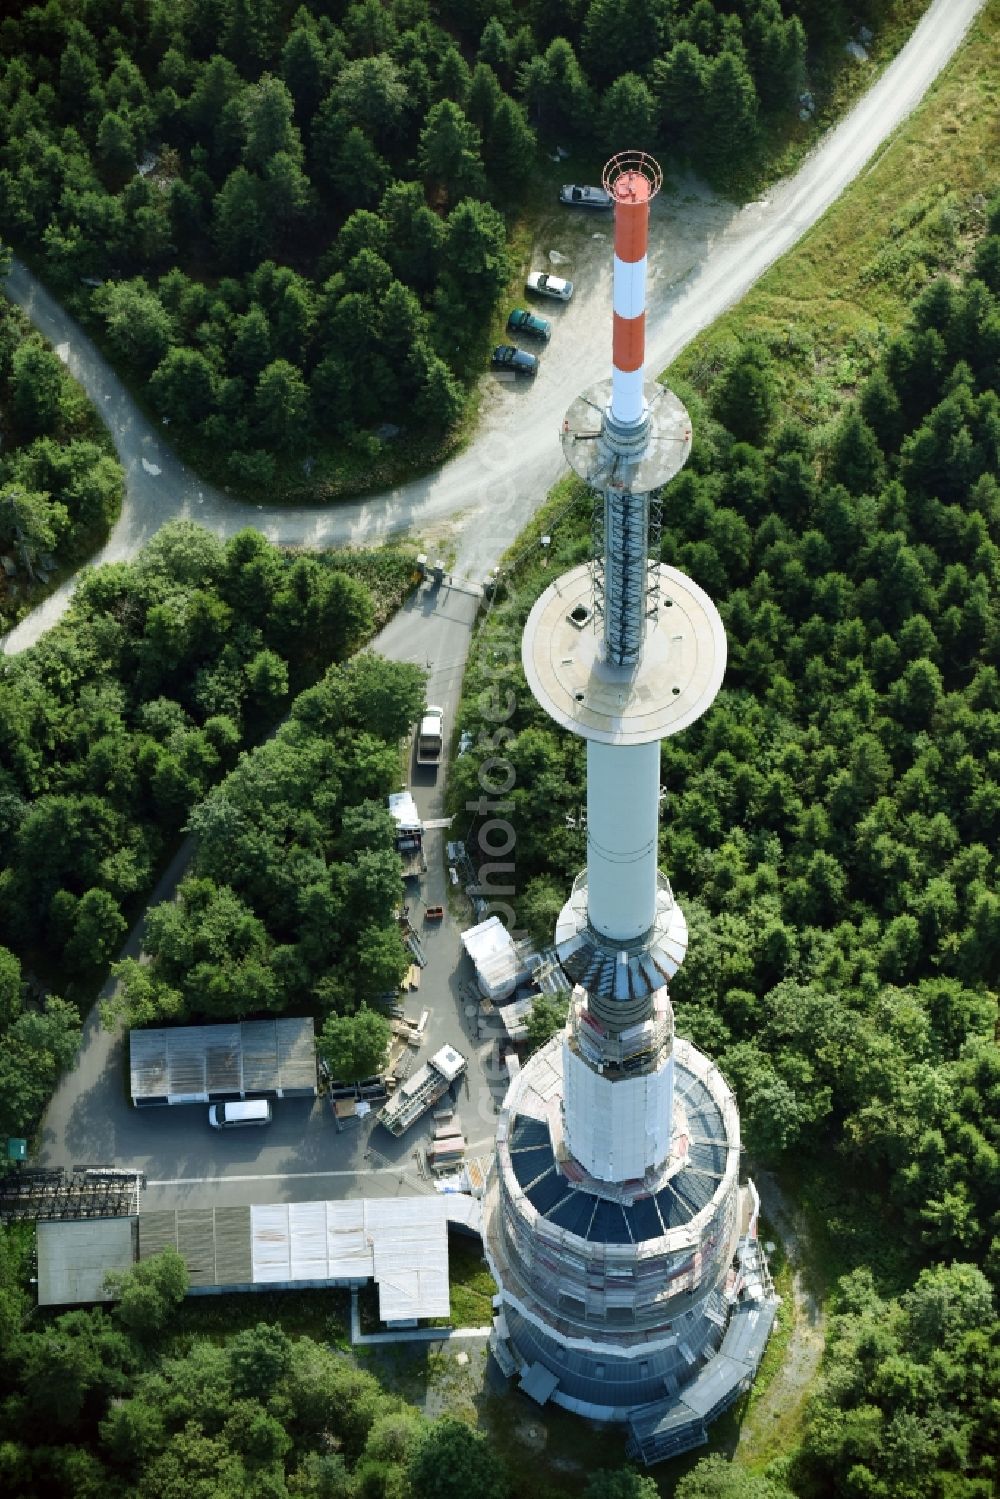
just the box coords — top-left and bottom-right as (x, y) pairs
(0, 0), (890, 492)
(0, 259), (124, 631)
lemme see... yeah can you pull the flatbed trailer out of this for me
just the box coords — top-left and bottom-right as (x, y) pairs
(378, 1044), (467, 1137)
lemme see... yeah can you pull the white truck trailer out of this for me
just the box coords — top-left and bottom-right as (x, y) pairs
(378, 1044), (467, 1137)
(415, 706), (444, 768)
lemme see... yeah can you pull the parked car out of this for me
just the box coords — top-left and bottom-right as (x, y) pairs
(490, 344), (539, 377)
(507, 307), (552, 341)
(559, 183), (613, 209)
(525, 271), (574, 301)
(209, 1099), (272, 1128)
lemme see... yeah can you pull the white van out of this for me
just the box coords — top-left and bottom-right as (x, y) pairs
(208, 1099), (272, 1129)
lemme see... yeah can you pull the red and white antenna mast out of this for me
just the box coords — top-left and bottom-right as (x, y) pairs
(608, 151), (659, 428)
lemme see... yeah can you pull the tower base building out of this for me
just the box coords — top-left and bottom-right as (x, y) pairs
(485, 1028), (776, 1462)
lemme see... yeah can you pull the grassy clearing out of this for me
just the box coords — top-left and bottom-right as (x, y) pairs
(668, 1), (1000, 426)
(439, 1231), (496, 1329)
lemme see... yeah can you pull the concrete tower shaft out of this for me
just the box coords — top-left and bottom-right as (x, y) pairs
(522, 150), (726, 1030)
(586, 739), (659, 942)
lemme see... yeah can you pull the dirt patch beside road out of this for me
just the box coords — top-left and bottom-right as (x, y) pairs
(738, 1169), (827, 1464)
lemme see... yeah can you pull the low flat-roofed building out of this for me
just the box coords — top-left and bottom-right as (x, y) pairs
(139, 1195), (455, 1323)
(129, 1017), (316, 1106)
(37, 1193), (479, 1326)
(36, 1218), (136, 1306)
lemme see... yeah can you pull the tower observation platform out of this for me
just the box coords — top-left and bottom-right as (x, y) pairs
(484, 153), (778, 1463)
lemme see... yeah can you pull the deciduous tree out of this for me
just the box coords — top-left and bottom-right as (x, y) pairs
(317, 1006), (391, 1080)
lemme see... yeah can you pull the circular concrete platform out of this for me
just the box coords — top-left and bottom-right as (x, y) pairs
(522, 563), (726, 744)
(560, 380), (693, 492)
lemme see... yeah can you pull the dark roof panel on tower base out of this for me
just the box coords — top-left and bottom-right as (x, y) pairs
(587, 1197), (631, 1244)
(510, 1115), (550, 1151)
(670, 1169), (713, 1218)
(688, 1141), (727, 1176)
(623, 1194), (664, 1242)
(511, 1145), (554, 1189)
(547, 1190), (597, 1238)
(654, 1183), (691, 1230)
(528, 1168), (574, 1217)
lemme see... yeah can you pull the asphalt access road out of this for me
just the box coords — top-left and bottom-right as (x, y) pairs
(37, 580), (509, 1208)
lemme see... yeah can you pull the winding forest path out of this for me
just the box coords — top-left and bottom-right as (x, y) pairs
(1, 0), (985, 657)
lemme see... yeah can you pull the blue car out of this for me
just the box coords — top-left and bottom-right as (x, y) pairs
(507, 308), (552, 342)
(491, 344), (539, 377)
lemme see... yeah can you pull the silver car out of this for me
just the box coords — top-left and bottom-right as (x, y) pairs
(559, 184), (613, 210)
(526, 271), (574, 301)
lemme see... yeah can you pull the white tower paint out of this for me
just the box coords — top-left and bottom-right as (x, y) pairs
(586, 739), (659, 941)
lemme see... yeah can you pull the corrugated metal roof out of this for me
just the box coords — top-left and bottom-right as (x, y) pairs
(242, 1021), (279, 1094)
(444, 1193), (483, 1232)
(675, 1354), (745, 1417)
(129, 1018), (316, 1102)
(215, 1206), (253, 1283)
(252, 1203), (298, 1283)
(52, 1195), (473, 1325)
(138, 1206), (252, 1285)
(365, 1197), (450, 1321)
(138, 1210), (180, 1259)
(177, 1207), (219, 1286)
(326, 1201), (370, 1279)
(375, 1260), (450, 1322)
(719, 1299), (776, 1368)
